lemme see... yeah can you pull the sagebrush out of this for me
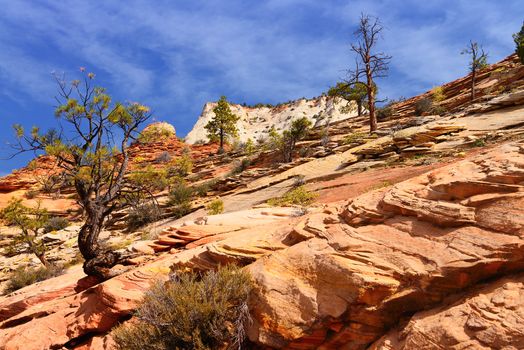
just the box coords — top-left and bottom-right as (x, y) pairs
(112, 264), (253, 350)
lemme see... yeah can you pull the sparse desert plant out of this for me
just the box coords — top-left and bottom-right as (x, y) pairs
(0, 199), (50, 267)
(376, 104), (394, 121)
(167, 180), (193, 218)
(472, 138), (486, 147)
(169, 152), (193, 177)
(24, 189), (39, 199)
(127, 202), (162, 230)
(245, 138), (256, 155)
(112, 264), (253, 350)
(109, 238), (133, 251)
(43, 216), (69, 233)
(4, 265), (64, 294)
(431, 86), (446, 102)
(154, 151), (172, 163)
(128, 165), (169, 193)
(280, 117), (312, 163)
(206, 198), (224, 215)
(461, 41), (489, 101)
(414, 97), (434, 116)
(343, 132), (368, 145)
(193, 179), (218, 197)
(267, 186), (318, 207)
(231, 158), (251, 175)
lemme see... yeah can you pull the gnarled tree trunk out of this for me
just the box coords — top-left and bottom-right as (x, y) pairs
(78, 204), (119, 279)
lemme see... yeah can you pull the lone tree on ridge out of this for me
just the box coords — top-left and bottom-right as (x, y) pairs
(461, 40), (488, 101)
(205, 96), (240, 154)
(348, 13), (391, 132)
(12, 70), (151, 279)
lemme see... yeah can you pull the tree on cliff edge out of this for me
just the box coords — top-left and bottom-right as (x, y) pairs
(327, 81), (367, 116)
(13, 70), (150, 279)
(348, 14), (391, 133)
(461, 41), (488, 102)
(513, 21), (524, 64)
(205, 96), (240, 154)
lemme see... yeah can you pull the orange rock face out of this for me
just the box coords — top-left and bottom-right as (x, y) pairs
(0, 141), (522, 349)
(246, 141), (524, 349)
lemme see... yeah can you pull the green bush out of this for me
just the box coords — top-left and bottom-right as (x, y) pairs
(4, 265), (64, 294)
(112, 265), (253, 350)
(414, 97), (434, 116)
(169, 153), (193, 177)
(193, 179), (218, 198)
(267, 186), (318, 207)
(206, 198), (224, 215)
(168, 180), (193, 219)
(138, 123), (176, 144)
(431, 86), (446, 102)
(342, 132), (368, 145)
(43, 216), (69, 233)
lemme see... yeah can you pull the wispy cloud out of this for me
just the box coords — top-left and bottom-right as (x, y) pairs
(0, 0), (522, 174)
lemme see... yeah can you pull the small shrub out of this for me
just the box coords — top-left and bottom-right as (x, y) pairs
(245, 138), (256, 155)
(231, 158), (251, 175)
(431, 86), (446, 102)
(193, 179), (218, 197)
(128, 166), (169, 193)
(472, 138), (486, 147)
(43, 216), (69, 233)
(267, 186), (318, 207)
(377, 105), (394, 120)
(342, 132), (368, 145)
(127, 202), (161, 230)
(4, 265), (64, 294)
(206, 198), (224, 215)
(112, 265), (253, 350)
(414, 97), (434, 116)
(430, 105), (447, 116)
(169, 153), (193, 177)
(154, 151), (172, 163)
(138, 123), (176, 144)
(24, 189), (39, 199)
(109, 238), (134, 251)
(168, 180), (193, 219)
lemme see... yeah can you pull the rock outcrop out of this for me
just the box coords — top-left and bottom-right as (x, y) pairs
(185, 96), (357, 144)
(369, 274), (524, 349)
(0, 140), (522, 349)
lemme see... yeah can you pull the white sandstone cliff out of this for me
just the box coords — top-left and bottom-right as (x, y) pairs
(185, 96), (357, 144)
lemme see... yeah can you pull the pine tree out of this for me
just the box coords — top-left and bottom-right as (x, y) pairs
(328, 81), (368, 116)
(513, 21), (524, 64)
(205, 96), (240, 154)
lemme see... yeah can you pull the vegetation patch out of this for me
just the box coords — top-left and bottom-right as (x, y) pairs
(112, 265), (253, 350)
(267, 186), (318, 207)
(206, 198), (224, 215)
(4, 265), (65, 294)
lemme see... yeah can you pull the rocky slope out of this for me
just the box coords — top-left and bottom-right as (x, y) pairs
(0, 54), (524, 349)
(0, 140), (522, 349)
(185, 95), (357, 144)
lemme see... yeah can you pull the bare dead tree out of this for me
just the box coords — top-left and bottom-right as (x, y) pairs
(348, 14), (391, 132)
(461, 41), (488, 101)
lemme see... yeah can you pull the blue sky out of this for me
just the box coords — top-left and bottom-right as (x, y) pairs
(0, 0), (522, 175)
